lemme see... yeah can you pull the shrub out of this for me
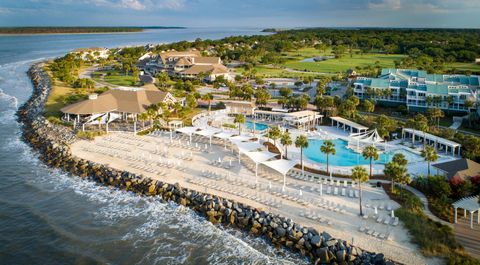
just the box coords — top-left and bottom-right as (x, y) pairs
(76, 130), (105, 140)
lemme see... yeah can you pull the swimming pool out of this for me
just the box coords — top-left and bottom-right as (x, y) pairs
(245, 121), (269, 131)
(304, 139), (422, 166)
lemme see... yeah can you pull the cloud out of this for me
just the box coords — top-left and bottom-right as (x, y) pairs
(368, 0), (401, 10)
(85, 0), (184, 10)
(120, 0), (145, 10)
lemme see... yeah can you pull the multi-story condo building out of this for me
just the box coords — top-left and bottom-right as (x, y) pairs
(353, 68), (480, 113)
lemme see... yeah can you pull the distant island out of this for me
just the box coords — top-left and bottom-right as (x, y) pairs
(0, 26), (186, 35)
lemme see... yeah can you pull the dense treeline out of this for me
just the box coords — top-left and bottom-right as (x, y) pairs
(143, 28), (480, 74)
(0, 27), (144, 34)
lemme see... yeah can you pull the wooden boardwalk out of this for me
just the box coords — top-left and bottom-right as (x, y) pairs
(454, 215), (480, 259)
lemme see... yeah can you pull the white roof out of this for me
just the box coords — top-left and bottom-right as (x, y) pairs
(194, 127), (221, 137)
(213, 131), (235, 139)
(404, 128), (460, 147)
(453, 196), (480, 211)
(230, 135), (254, 142)
(284, 110), (322, 118)
(236, 141), (263, 154)
(175, 126), (198, 135)
(261, 159), (298, 176)
(331, 116), (368, 130)
(244, 151), (277, 164)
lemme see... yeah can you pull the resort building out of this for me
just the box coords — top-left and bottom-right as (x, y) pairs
(145, 50), (231, 81)
(353, 68), (480, 113)
(433, 158), (480, 181)
(71, 47), (110, 61)
(224, 101), (256, 116)
(60, 87), (177, 132)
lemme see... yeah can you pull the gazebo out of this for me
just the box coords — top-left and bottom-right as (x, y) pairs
(261, 159), (298, 191)
(453, 196), (480, 228)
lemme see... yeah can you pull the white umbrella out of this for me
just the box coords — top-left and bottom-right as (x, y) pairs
(320, 183), (323, 196)
(374, 207), (378, 215)
(269, 181), (272, 190)
(299, 189), (303, 196)
(391, 210), (395, 218)
(229, 159), (232, 166)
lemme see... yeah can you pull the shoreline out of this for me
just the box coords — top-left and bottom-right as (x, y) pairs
(0, 27), (187, 36)
(17, 62), (394, 265)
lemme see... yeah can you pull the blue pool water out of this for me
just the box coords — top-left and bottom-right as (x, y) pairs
(245, 121), (269, 131)
(304, 139), (421, 166)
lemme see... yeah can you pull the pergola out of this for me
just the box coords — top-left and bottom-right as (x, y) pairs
(330, 116), (368, 134)
(175, 126), (198, 142)
(261, 159), (298, 191)
(243, 151), (278, 182)
(283, 110), (323, 130)
(193, 127), (221, 147)
(453, 196), (480, 229)
(402, 128), (461, 156)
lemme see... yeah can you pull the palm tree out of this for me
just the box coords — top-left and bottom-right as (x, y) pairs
(351, 166), (369, 216)
(268, 126), (281, 147)
(280, 132), (292, 159)
(320, 140), (336, 174)
(138, 112), (148, 128)
(421, 145), (439, 176)
(295, 135), (309, 177)
(234, 114), (245, 135)
(201, 93), (214, 114)
(384, 160), (409, 193)
(362, 145), (379, 178)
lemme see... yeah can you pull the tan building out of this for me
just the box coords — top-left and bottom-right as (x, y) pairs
(61, 87), (177, 132)
(224, 100), (256, 116)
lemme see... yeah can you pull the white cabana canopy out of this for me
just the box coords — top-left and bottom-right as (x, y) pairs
(244, 151), (277, 163)
(350, 129), (384, 143)
(213, 131), (235, 140)
(244, 151), (278, 179)
(453, 196), (480, 228)
(230, 135), (254, 142)
(175, 126), (199, 142)
(261, 159), (298, 189)
(193, 127), (222, 146)
(236, 141), (263, 154)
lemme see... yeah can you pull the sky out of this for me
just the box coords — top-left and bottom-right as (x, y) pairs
(0, 0), (479, 28)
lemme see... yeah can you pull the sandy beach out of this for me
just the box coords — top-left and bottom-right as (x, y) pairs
(71, 131), (440, 265)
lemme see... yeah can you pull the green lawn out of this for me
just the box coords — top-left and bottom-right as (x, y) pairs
(93, 71), (139, 87)
(446, 62), (480, 72)
(283, 51), (405, 73)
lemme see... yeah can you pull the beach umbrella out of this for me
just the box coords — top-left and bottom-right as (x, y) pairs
(320, 183), (323, 196)
(269, 181), (272, 190)
(205, 143), (208, 150)
(229, 159), (232, 166)
(299, 189), (303, 196)
(218, 157), (222, 163)
(195, 142), (198, 148)
(374, 207), (378, 215)
(391, 210), (395, 218)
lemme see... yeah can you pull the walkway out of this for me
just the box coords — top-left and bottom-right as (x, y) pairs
(402, 185), (453, 227)
(453, 217), (480, 259)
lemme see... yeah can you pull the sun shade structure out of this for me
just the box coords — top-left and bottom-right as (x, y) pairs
(230, 135), (255, 142)
(348, 129), (385, 153)
(175, 126), (199, 142)
(243, 151), (278, 180)
(453, 196), (480, 228)
(261, 159), (299, 190)
(213, 131), (235, 148)
(330, 116), (369, 133)
(193, 127), (222, 146)
(234, 141), (264, 163)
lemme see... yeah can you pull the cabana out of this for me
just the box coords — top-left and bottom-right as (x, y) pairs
(261, 159), (298, 190)
(175, 126), (198, 142)
(453, 196), (480, 228)
(348, 129), (385, 153)
(213, 131), (235, 148)
(330, 116), (368, 134)
(402, 128), (461, 156)
(243, 151), (278, 181)
(283, 110), (323, 130)
(235, 141), (263, 162)
(193, 127), (221, 147)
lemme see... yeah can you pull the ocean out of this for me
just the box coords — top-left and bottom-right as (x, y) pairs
(0, 28), (309, 265)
